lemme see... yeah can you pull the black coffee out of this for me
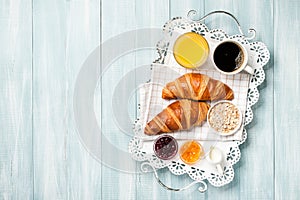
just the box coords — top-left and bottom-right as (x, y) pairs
(213, 42), (244, 72)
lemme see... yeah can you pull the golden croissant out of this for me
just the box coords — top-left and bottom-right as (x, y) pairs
(144, 100), (210, 135)
(162, 73), (234, 101)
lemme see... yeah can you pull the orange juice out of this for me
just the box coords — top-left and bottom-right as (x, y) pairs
(173, 32), (209, 69)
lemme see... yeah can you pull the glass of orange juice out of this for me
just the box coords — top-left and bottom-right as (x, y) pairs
(173, 32), (209, 69)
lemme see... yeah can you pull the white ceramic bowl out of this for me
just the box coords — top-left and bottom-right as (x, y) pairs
(207, 100), (242, 136)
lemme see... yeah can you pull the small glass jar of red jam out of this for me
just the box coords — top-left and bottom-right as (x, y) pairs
(153, 135), (178, 160)
(179, 140), (204, 164)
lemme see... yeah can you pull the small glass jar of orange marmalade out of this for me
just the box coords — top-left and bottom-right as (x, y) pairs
(179, 140), (204, 164)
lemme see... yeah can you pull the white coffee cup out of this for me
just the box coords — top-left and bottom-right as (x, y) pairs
(212, 40), (254, 75)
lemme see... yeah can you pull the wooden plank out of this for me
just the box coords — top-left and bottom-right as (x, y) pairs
(205, 1), (274, 199)
(32, 0), (68, 198)
(0, 0), (33, 199)
(100, 0), (138, 199)
(33, 0), (103, 198)
(274, 0), (300, 199)
(65, 0), (101, 199)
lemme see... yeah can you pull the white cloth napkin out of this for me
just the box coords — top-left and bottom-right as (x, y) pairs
(137, 63), (250, 141)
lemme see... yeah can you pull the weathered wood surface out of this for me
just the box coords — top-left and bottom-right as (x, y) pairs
(0, 0), (299, 199)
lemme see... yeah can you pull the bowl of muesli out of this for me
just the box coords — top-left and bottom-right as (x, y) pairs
(207, 100), (242, 136)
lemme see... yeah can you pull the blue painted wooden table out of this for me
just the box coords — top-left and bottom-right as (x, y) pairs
(1, 0), (300, 199)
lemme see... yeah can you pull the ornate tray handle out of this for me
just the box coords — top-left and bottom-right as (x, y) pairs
(187, 10), (256, 40)
(141, 162), (208, 193)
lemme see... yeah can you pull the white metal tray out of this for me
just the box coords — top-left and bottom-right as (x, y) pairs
(129, 10), (270, 192)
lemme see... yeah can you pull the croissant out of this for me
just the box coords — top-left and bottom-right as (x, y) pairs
(162, 73), (234, 101)
(144, 100), (210, 135)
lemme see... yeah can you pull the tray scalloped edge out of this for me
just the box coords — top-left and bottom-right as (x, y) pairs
(129, 16), (270, 188)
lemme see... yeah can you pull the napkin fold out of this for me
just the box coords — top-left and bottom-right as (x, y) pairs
(137, 63), (250, 142)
